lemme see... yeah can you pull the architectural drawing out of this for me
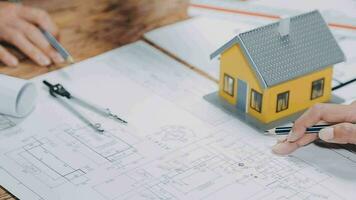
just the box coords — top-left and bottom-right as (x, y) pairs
(5, 136), (89, 188)
(146, 125), (196, 151)
(62, 125), (142, 164)
(0, 41), (355, 199)
(94, 129), (343, 200)
(4, 124), (144, 189)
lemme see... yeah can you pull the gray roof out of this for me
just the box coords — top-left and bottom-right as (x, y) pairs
(211, 10), (345, 88)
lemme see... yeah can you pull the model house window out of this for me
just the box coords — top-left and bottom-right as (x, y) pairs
(311, 78), (324, 100)
(223, 74), (234, 96)
(250, 89), (262, 113)
(276, 91), (289, 112)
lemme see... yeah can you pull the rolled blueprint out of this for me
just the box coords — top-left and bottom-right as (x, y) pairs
(0, 74), (38, 117)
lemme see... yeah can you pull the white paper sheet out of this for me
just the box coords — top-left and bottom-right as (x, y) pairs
(144, 17), (257, 80)
(332, 29), (356, 83)
(1, 41), (356, 200)
(190, 0), (356, 26)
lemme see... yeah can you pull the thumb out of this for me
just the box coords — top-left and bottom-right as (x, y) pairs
(319, 123), (356, 144)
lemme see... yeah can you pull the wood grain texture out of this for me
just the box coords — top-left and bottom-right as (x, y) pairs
(0, 189), (11, 200)
(0, 0), (188, 199)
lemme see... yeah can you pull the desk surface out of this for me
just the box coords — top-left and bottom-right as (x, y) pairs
(0, 0), (188, 199)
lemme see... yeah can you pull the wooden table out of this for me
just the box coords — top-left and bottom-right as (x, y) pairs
(0, 0), (188, 199)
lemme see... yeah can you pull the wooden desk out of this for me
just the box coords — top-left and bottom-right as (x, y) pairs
(0, 0), (188, 199)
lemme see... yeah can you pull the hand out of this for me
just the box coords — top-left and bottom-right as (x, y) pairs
(0, 2), (63, 66)
(272, 101), (356, 155)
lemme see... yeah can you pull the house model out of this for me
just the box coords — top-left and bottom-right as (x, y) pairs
(210, 10), (345, 125)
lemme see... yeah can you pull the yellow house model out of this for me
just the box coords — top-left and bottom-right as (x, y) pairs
(210, 10), (345, 124)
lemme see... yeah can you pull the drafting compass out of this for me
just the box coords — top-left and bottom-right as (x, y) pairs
(43, 80), (127, 133)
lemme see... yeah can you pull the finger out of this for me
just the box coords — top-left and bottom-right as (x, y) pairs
(272, 142), (298, 155)
(3, 28), (51, 66)
(295, 133), (318, 146)
(319, 123), (356, 144)
(288, 103), (356, 142)
(0, 45), (19, 66)
(277, 135), (288, 143)
(12, 20), (64, 64)
(272, 134), (317, 155)
(19, 7), (58, 36)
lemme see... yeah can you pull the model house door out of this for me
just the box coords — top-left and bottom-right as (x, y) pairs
(237, 79), (248, 113)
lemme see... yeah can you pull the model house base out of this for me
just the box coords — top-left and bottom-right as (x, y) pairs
(204, 91), (344, 131)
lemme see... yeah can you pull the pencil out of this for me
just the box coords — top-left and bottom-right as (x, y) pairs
(41, 30), (74, 64)
(266, 124), (330, 135)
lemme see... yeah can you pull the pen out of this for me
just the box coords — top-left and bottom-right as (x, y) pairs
(266, 124), (330, 135)
(41, 30), (74, 64)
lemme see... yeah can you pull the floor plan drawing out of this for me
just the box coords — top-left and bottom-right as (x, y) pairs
(4, 136), (90, 188)
(93, 129), (343, 200)
(0, 41), (356, 199)
(146, 125), (196, 151)
(62, 125), (143, 164)
(3, 124), (146, 189)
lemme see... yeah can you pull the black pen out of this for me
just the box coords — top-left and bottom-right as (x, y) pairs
(266, 124), (330, 135)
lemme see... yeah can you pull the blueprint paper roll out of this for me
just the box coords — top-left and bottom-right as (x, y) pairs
(0, 74), (38, 117)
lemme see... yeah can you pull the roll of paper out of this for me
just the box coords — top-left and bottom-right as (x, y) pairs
(0, 74), (38, 117)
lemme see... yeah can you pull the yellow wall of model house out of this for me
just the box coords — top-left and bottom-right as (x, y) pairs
(219, 44), (265, 122)
(219, 44), (333, 123)
(262, 66), (332, 123)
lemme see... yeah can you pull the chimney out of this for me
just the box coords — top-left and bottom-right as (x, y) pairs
(278, 17), (290, 37)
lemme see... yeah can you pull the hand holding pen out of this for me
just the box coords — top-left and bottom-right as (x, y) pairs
(0, 2), (59, 66)
(272, 101), (356, 155)
(0, 1), (71, 66)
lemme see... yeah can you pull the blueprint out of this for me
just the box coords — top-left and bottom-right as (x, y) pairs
(1, 41), (356, 200)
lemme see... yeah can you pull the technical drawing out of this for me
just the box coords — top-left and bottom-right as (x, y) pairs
(94, 129), (343, 200)
(5, 136), (89, 188)
(1, 40), (354, 200)
(0, 167), (44, 200)
(4, 124), (145, 189)
(146, 125), (196, 151)
(63, 126), (142, 163)
(159, 126), (195, 142)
